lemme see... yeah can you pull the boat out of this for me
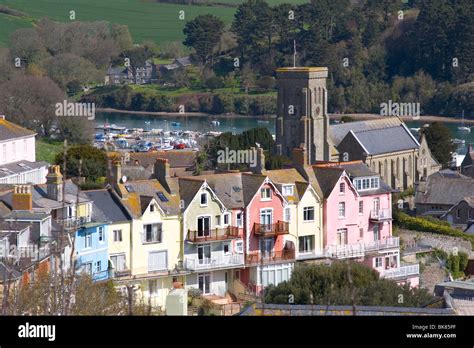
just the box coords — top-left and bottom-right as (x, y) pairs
(171, 122), (181, 127)
(210, 120), (220, 126)
(409, 128), (420, 133)
(458, 110), (471, 132)
(452, 138), (466, 145)
(257, 120), (270, 124)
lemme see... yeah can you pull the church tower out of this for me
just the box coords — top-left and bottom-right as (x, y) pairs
(275, 67), (331, 163)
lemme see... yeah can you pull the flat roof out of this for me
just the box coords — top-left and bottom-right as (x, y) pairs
(276, 67), (328, 73)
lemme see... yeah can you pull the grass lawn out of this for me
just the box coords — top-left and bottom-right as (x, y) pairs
(36, 139), (63, 164)
(0, 12), (33, 46)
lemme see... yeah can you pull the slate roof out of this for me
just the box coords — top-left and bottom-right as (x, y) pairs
(241, 173), (267, 206)
(175, 56), (192, 66)
(265, 168), (308, 203)
(178, 178), (205, 210)
(129, 150), (196, 169)
(329, 117), (405, 146)
(83, 189), (131, 223)
(0, 160), (48, 179)
(0, 118), (36, 141)
(346, 126), (420, 155)
(107, 67), (127, 75)
(312, 167), (344, 198)
(196, 173), (245, 209)
(415, 171), (474, 206)
(119, 180), (180, 217)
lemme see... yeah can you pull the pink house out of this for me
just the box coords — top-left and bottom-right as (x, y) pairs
(313, 161), (419, 287)
(240, 174), (295, 293)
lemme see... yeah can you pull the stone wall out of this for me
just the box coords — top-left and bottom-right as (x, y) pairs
(398, 229), (473, 257)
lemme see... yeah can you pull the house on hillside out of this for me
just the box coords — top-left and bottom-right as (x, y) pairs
(105, 59), (157, 85)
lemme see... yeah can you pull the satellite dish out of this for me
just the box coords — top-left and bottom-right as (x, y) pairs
(121, 175), (127, 183)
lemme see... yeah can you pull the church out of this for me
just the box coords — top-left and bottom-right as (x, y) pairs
(275, 67), (441, 191)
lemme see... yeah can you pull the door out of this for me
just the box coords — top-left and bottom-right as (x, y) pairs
(260, 209), (273, 232)
(198, 273), (211, 295)
(260, 238), (274, 258)
(373, 198), (380, 217)
(373, 224), (380, 241)
(197, 216), (211, 237)
(197, 245), (211, 265)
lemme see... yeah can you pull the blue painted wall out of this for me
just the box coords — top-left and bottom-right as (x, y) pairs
(75, 223), (109, 281)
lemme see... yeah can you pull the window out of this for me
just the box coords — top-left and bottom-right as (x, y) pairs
(98, 226), (104, 242)
(67, 205), (74, 218)
(359, 228), (364, 238)
(373, 198), (380, 214)
(336, 228), (348, 245)
(215, 215), (221, 226)
(143, 223), (162, 243)
(148, 251), (167, 272)
(223, 213), (230, 225)
(375, 257), (382, 268)
(259, 209), (273, 228)
(260, 238), (274, 257)
(354, 177), (379, 191)
(113, 229), (123, 242)
(236, 212), (243, 227)
(359, 201), (363, 214)
(200, 193), (208, 206)
(223, 242), (230, 255)
(299, 236), (314, 253)
(303, 207), (315, 221)
(260, 188), (271, 200)
(198, 245), (211, 265)
(84, 232), (92, 248)
(339, 182), (345, 194)
(84, 263), (92, 275)
(225, 271), (228, 283)
(96, 261), (101, 273)
(284, 207), (291, 222)
(235, 241), (243, 253)
(338, 202), (345, 218)
(23, 139), (27, 155)
(457, 209), (461, 218)
(2, 144), (6, 163)
(150, 204), (155, 212)
(282, 185), (294, 196)
(111, 254), (126, 272)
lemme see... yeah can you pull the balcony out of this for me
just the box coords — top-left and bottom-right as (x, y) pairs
(184, 254), (244, 271)
(246, 249), (295, 265)
(383, 263), (420, 279)
(365, 236), (400, 252)
(370, 209), (392, 221)
(187, 226), (240, 243)
(110, 269), (131, 278)
(326, 244), (365, 259)
(57, 216), (91, 230)
(253, 221), (289, 237)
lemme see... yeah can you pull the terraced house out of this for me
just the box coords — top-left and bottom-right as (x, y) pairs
(179, 176), (244, 298)
(108, 160), (182, 309)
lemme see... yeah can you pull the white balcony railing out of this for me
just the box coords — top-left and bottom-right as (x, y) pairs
(326, 244), (365, 259)
(365, 237), (399, 251)
(383, 264), (420, 279)
(57, 216), (91, 229)
(370, 209), (392, 221)
(184, 254), (244, 271)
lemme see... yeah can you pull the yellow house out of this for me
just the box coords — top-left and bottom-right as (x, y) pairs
(108, 161), (183, 311)
(178, 177), (244, 298)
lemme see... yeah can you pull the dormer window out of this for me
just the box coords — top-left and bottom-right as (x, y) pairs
(354, 177), (379, 191)
(261, 188), (271, 200)
(200, 193), (208, 206)
(282, 185), (294, 196)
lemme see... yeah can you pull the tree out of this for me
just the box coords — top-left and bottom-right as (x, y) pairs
(0, 75), (66, 137)
(55, 144), (107, 182)
(422, 122), (456, 167)
(9, 28), (47, 65)
(183, 14), (225, 66)
(204, 76), (224, 92)
(264, 262), (433, 307)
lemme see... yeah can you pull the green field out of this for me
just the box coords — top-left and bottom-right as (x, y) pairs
(36, 139), (63, 164)
(0, 0), (309, 47)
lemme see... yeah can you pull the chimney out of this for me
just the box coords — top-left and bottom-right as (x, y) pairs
(251, 147), (266, 174)
(112, 160), (122, 184)
(155, 158), (171, 192)
(292, 146), (308, 167)
(12, 185), (32, 211)
(46, 165), (63, 202)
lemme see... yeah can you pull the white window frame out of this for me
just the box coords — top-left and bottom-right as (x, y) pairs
(96, 261), (101, 273)
(236, 212), (243, 227)
(235, 241), (243, 253)
(284, 207), (291, 222)
(303, 206), (315, 222)
(260, 187), (271, 201)
(113, 229), (123, 242)
(143, 223), (163, 244)
(84, 232), (92, 249)
(98, 226), (104, 243)
(339, 182), (345, 194)
(375, 257), (382, 268)
(223, 242), (231, 255)
(359, 201), (363, 215)
(282, 185), (294, 196)
(338, 202), (345, 218)
(223, 212), (230, 226)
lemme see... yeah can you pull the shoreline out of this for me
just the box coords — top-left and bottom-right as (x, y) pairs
(97, 108), (474, 124)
